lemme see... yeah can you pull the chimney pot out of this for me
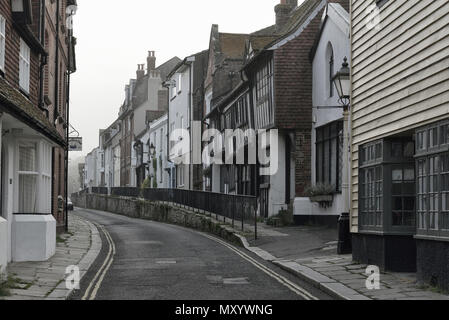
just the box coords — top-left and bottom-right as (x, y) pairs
(275, 0), (296, 32)
(136, 64), (145, 80)
(147, 51), (156, 72)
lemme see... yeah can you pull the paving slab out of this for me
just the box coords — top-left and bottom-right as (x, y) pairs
(2, 214), (101, 301)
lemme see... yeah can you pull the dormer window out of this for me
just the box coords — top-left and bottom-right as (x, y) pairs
(11, 0), (33, 25)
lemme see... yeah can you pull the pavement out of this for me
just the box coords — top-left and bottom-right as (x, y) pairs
(1, 213), (101, 300)
(239, 224), (449, 300)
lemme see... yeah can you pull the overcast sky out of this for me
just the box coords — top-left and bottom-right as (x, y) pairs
(69, 0), (286, 159)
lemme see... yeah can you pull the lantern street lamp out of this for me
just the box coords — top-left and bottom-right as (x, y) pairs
(333, 57), (352, 255)
(149, 143), (156, 159)
(333, 57), (351, 110)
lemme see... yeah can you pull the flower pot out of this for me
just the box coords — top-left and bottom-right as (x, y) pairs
(309, 195), (334, 208)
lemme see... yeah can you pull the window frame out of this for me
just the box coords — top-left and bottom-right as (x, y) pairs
(415, 120), (449, 239)
(359, 138), (416, 234)
(0, 15), (5, 73)
(315, 120), (343, 192)
(15, 139), (52, 215)
(19, 38), (30, 94)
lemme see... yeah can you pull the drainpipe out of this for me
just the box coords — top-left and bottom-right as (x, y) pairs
(65, 32), (73, 232)
(188, 61), (192, 190)
(162, 80), (173, 188)
(38, 0), (48, 117)
(54, 0), (60, 124)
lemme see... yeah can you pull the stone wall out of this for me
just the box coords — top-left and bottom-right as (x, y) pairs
(71, 193), (244, 246)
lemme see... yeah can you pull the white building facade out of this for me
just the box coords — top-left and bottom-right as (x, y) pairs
(293, 3), (350, 225)
(167, 57), (194, 190)
(147, 114), (172, 189)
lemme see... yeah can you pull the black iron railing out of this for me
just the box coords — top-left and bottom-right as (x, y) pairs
(110, 187), (140, 198)
(91, 187), (108, 195)
(141, 188), (257, 231)
(72, 187), (257, 234)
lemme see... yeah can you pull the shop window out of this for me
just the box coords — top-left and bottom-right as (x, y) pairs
(415, 120), (449, 237)
(359, 138), (415, 233)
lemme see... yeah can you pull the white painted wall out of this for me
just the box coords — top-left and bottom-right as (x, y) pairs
(294, 3), (350, 218)
(147, 114), (171, 188)
(268, 134), (288, 217)
(12, 215), (56, 262)
(84, 148), (99, 187)
(0, 218), (6, 274)
(168, 63), (192, 189)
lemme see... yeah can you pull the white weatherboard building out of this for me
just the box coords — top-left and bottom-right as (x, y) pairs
(293, 3), (350, 225)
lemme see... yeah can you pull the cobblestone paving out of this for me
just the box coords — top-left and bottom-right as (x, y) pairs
(1, 214), (97, 300)
(293, 255), (449, 300)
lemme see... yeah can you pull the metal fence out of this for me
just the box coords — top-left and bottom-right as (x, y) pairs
(73, 187), (257, 235)
(91, 187), (108, 195)
(141, 188), (257, 232)
(110, 187), (140, 198)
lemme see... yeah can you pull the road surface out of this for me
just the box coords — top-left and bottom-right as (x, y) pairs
(70, 208), (332, 300)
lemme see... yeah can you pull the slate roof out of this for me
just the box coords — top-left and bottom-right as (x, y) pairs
(248, 35), (279, 53)
(0, 77), (65, 146)
(278, 0), (323, 36)
(219, 33), (249, 60)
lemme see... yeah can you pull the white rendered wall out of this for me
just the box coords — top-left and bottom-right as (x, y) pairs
(0, 217), (7, 274)
(12, 215), (56, 262)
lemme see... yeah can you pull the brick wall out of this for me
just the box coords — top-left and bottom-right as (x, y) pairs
(294, 129), (311, 197)
(0, 1), (40, 107)
(0, 1), (72, 230)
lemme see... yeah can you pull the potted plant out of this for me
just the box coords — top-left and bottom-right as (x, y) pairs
(305, 183), (335, 208)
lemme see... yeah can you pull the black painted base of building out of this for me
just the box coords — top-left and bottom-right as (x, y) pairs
(416, 238), (449, 292)
(293, 215), (339, 228)
(352, 233), (416, 272)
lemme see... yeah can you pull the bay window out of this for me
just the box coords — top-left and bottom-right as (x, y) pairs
(416, 121), (449, 237)
(17, 141), (52, 214)
(359, 138), (415, 234)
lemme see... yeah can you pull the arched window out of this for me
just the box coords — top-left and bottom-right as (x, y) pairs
(326, 43), (334, 98)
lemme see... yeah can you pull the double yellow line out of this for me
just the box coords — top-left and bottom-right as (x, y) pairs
(81, 223), (116, 300)
(199, 232), (319, 301)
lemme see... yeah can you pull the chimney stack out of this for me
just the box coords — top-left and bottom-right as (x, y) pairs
(136, 64), (145, 81)
(147, 51), (156, 72)
(275, 0), (296, 32)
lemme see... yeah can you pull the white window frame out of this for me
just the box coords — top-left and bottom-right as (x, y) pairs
(178, 165), (184, 187)
(0, 15), (6, 72)
(15, 140), (52, 214)
(178, 74), (182, 93)
(19, 38), (30, 93)
(172, 78), (177, 98)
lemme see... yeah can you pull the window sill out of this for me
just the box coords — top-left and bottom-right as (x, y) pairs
(19, 87), (30, 99)
(414, 234), (449, 243)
